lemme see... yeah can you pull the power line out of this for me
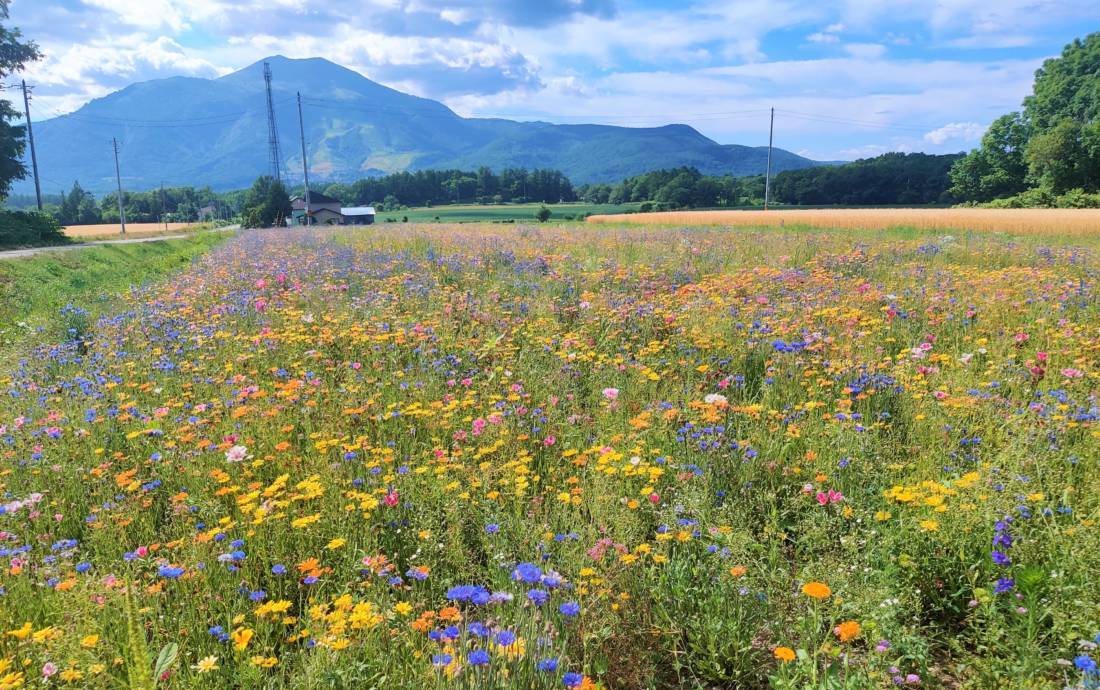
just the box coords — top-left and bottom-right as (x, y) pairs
(777, 109), (935, 133)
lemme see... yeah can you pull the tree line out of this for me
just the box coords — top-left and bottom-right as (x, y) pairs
(949, 32), (1100, 207)
(317, 167), (576, 209)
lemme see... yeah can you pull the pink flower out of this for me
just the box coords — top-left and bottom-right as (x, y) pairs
(602, 388), (619, 401)
(543, 436), (556, 447)
(384, 490), (399, 508)
(42, 662), (57, 678)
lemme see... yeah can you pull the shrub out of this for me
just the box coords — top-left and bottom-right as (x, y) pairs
(0, 210), (70, 249)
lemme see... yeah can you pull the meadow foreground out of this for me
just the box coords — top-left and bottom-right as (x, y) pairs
(0, 225), (1097, 690)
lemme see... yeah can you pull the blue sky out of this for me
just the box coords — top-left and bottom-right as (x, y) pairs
(9, 0), (1100, 160)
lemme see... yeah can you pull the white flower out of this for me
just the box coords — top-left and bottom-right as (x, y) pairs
(703, 393), (728, 407)
(225, 445), (250, 463)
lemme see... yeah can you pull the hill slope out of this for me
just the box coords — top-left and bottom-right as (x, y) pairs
(17, 56), (828, 194)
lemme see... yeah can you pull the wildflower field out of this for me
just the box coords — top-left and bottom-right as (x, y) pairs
(0, 224), (1097, 690)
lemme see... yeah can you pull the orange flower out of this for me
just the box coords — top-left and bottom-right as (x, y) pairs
(773, 646), (796, 662)
(801, 582), (831, 600)
(834, 620), (861, 642)
(296, 558), (320, 573)
(729, 566), (747, 578)
(437, 606), (462, 622)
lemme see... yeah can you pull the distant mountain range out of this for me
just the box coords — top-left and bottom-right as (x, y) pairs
(15, 56), (830, 195)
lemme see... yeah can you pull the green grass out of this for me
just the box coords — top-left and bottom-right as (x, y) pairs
(0, 232), (228, 362)
(377, 202), (644, 224)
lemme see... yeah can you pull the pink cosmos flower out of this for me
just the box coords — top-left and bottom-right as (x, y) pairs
(602, 388), (619, 401)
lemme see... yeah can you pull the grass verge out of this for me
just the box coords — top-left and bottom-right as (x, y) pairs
(0, 232), (227, 364)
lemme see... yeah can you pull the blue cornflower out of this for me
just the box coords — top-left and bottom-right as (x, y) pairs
(513, 562), (542, 584)
(485, 523), (500, 534)
(559, 601), (581, 617)
(432, 653), (452, 667)
(1075, 654), (1097, 674)
(158, 566), (185, 578)
(527, 588), (550, 606)
(993, 577), (1015, 594)
(991, 551), (1011, 566)
(537, 658), (559, 672)
(495, 630), (516, 647)
(75, 562), (92, 573)
(468, 649), (491, 666)
(563, 672), (584, 687)
(271, 564), (287, 575)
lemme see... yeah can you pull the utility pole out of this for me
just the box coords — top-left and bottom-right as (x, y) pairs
(20, 80), (42, 210)
(112, 138), (126, 235)
(297, 92), (311, 226)
(160, 181), (167, 230)
(764, 107), (775, 211)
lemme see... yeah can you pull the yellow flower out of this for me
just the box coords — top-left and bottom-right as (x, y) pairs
(231, 628), (254, 651)
(773, 646), (796, 662)
(919, 519), (939, 532)
(325, 538), (346, 550)
(192, 656), (219, 673)
(59, 668), (83, 683)
(0, 671), (25, 690)
(393, 602), (413, 616)
(801, 582), (831, 600)
(80, 634), (99, 649)
(5, 623), (31, 640)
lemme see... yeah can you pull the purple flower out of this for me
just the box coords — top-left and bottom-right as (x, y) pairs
(559, 601), (581, 617)
(563, 672), (584, 687)
(468, 649), (491, 666)
(991, 551), (1011, 566)
(993, 577), (1015, 594)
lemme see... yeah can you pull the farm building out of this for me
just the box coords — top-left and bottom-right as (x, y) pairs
(291, 193), (375, 226)
(341, 207), (376, 225)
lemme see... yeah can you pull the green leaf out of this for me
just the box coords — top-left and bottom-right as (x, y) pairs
(153, 643), (179, 684)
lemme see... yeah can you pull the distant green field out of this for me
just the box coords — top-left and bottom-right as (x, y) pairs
(376, 202), (643, 224)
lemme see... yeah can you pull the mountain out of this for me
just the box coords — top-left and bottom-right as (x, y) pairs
(16, 56), (828, 195)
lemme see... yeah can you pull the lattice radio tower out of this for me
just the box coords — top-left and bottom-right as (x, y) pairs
(263, 61), (283, 182)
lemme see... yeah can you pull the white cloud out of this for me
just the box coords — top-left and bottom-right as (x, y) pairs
(843, 43), (886, 59)
(923, 121), (985, 145)
(807, 22), (844, 43)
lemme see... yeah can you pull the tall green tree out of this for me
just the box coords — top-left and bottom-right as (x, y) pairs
(950, 32), (1100, 202)
(242, 176), (290, 228)
(0, 0), (41, 200)
(948, 113), (1031, 201)
(1023, 34), (1100, 132)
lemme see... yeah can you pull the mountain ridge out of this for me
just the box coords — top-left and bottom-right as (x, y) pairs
(15, 55), (830, 195)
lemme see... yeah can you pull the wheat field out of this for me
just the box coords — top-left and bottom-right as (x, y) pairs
(62, 222), (200, 239)
(586, 208), (1100, 235)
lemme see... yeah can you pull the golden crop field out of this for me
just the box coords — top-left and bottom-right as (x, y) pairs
(587, 208), (1100, 235)
(62, 222), (199, 239)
